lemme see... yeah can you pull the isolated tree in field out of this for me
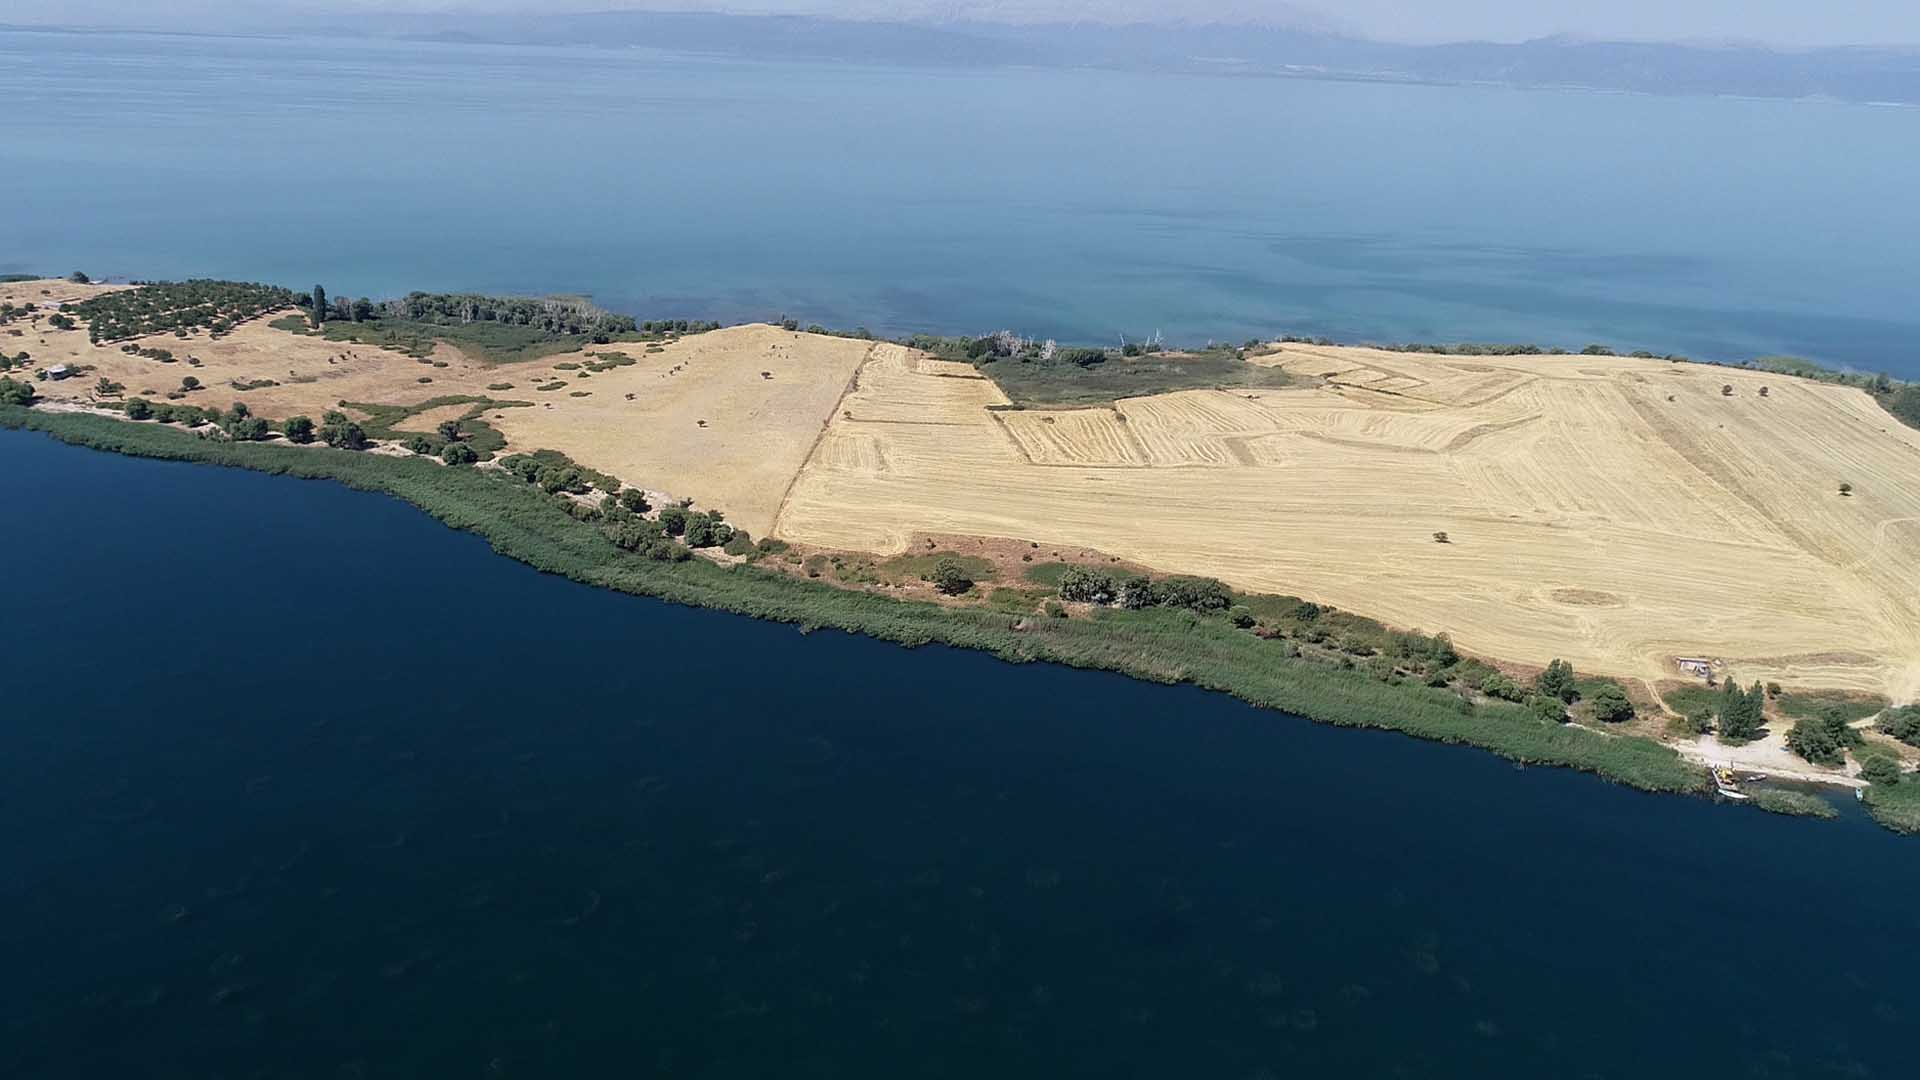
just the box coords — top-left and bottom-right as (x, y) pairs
(282, 415), (314, 443)
(68, 270), (90, 284)
(928, 556), (974, 596)
(1535, 659), (1577, 704)
(180, 375), (200, 391)
(94, 377), (123, 397)
(1587, 683), (1635, 723)
(1432, 531), (1450, 544)
(1839, 482), (1852, 496)
(437, 419), (463, 443)
(1720, 384), (1734, 396)
(311, 285), (327, 328)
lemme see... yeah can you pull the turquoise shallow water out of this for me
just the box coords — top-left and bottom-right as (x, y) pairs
(3, 28), (1919, 373)
(3, 428), (1919, 1078)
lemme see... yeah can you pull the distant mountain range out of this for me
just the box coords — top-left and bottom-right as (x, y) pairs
(22, 9), (1920, 104)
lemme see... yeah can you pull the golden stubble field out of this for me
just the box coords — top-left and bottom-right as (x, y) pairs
(773, 343), (1920, 700)
(6, 281), (872, 537)
(12, 280), (1918, 699)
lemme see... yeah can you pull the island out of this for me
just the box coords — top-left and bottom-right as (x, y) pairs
(6, 275), (1918, 830)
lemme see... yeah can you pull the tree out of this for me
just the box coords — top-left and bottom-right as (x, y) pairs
(928, 556), (974, 596)
(180, 376), (200, 391)
(94, 377), (123, 397)
(1786, 716), (1845, 766)
(1860, 754), (1902, 786)
(1839, 482), (1853, 496)
(124, 396), (153, 420)
(436, 419), (463, 443)
(1588, 683), (1634, 723)
(1720, 384), (1734, 396)
(319, 416), (368, 450)
(441, 442), (478, 465)
(68, 270), (91, 284)
(1432, 531), (1450, 544)
(311, 285), (328, 328)
(1717, 680), (1766, 743)
(223, 403), (269, 441)
(658, 506), (689, 535)
(1535, 659), (1577, 704)
(283, 415), (315, 443)
(0, 375), (38, 406)
(618, 488), (651, 514)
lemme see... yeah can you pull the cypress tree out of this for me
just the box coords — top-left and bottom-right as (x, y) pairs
(311, 284), (327, 328)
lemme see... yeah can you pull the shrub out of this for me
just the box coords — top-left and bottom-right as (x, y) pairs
(1781, 714), (1843, 764)
(403, 435), (434, 455)
(1860, 755), (1902, 786)
(319, 417), (369, 450)
(1480, 672), (1523, 702)
(1043, 600), (1068, 618)
(1056, 566), (1118, 604)
(1229, 607), (1257, 629)
(441, 442), (478, 465)
(1156, 576), (1232, 612)
(617, 488), (651, 514)
(658, 506), (688, 535)
(123, 397), (153, 420)
(927, 556), (976, 596)
(2, 376), (42, 405)
(282, 415), (314, 443)
(180, 376), (200, 391)
(1877, 704), (1920, 747)
(1528, 696), (1567, 723)
(1587, 683), (1635, 723)
(722, 532), (756, 557)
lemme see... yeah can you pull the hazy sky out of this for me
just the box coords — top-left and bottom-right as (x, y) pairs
(25, 1), (1920, 46)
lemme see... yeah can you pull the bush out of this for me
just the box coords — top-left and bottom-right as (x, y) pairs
(1229, 607), (1256, 629)
(1155, 576), (1231, 612)
(1588, 683), (1635, 723)
(402, 435), (434, 455)
(1785, 715), (1849, 766)
(319, 417), (369, 450)
(1877, 704), (1920, 747)
(928, 556), (975, 596)
(441, 442), (478, 465)
(1479, 672), (1523, 702)
(123, 396), (153, 420)
(1860, 754), (1902, 786)
(722, 532), (756, 557)
(1056, 566), (1117, 604)
(282, 415), (314, 443)
(1528, 695), (1567, 724)
(618, 488), (651, 514)
(658, 506), (688, 535)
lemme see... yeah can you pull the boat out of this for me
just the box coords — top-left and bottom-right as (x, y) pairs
(1713, 767), (1749, 800)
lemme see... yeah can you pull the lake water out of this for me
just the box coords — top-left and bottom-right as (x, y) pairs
(4, 28), (1920, 374)
(5, 429), (1919, 1077)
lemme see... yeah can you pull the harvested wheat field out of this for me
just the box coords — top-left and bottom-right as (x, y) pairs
(775, 343), (1920, 700)
(13, 280), (1919, 699)
(7, 281), (871, 536)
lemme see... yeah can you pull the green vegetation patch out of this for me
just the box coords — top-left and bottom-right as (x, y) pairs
(1864, 780), (1920, 834)
(336, 395), (529, 459)
(1660, 684), (1721, 718)
(1775, 690), (1889, 724)
(1746, 788), (1840, 820)
(878, 552), (996, 586)
(1022, 561), (1078, 588)
(71, 280), (298, 343)
(585, 351), (637, 372)
(906, 332), (1290, 408)
(498, 448), (620, 493)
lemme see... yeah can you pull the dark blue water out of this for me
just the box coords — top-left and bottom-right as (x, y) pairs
(4, 428), (1917, 1078)
(4, 29), (1920, 373)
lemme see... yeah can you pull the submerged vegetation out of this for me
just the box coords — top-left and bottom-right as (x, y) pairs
(5, 404), (1709, 805)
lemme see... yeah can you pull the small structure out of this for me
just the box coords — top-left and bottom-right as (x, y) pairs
(1675, 657), (1713, 680)
(44, 364), (71, 380)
